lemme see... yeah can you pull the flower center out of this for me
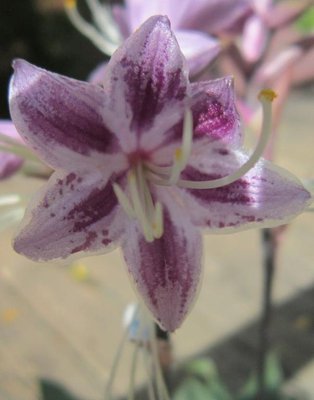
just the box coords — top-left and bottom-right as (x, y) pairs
(113, 89), (276, 241)
(113, 163), (163, 242)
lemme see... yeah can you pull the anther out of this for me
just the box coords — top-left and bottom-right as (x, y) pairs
(152, 202), (163, 238)
(113, 183), (135, 219)
(64, 0), (76, 8)
(128, 171), (154, 242)
(168, 109), (193, 185)
(258, 89), (277, 102)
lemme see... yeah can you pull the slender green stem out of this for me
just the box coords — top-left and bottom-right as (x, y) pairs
(128, 343), (140, 400)
(104, 325), (130, 400)
(143, 348), (157, 400)
(256, 228), (276, 400)
(149, 321), (171, 400)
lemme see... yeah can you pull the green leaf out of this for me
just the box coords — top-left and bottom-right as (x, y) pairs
(238, 353), (284, 400)
(185, 358), (218, 382)
(173, 378), (215, 400)
(296, 6), (314, 33)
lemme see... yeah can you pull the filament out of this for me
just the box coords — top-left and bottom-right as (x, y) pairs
(128, 169), (154, 242)
(85, 0), (122, 44)
(112, 183), (136, 219)
(168, 109), (193, 185)
(64, 0), (118, 55)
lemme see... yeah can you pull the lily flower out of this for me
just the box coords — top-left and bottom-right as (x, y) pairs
(9, 17), (311, 331)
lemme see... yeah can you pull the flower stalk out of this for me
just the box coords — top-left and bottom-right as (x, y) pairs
(256, 228), (277, 400)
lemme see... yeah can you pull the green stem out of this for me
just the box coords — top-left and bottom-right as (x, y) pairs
(256, 228), (276, 400)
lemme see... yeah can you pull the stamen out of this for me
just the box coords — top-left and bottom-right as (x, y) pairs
(114, 165), (164, 241)
(64, 0), (76, 8)
(64, 0), (117, 55)
(176, 89), (277, 189)
(168, 109), (193, 185)
(113, 183), (136, 219)
(152, 202), (163, 239)
(128, 171), (154, 242)
(168, 148), (183, 185)
(85, 0), (122, 45)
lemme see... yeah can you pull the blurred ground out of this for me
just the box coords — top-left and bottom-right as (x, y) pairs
(0, 90), (313, 399)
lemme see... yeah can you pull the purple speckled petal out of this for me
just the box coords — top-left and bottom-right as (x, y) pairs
(175, 30), (220, 76)
(0, 120), (24, 179)
(14, 170), (126, 261)
(190, 77), (241, 146)
(102, 16), (188, 153)
(122, 192), (202, 332)
(9, 59), (122, 171)
(180, 147), (311, 231)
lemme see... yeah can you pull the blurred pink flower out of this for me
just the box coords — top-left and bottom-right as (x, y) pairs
(0, 120), (24, 180)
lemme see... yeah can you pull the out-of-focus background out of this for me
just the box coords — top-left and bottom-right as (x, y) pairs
(0, 1), (314, 399)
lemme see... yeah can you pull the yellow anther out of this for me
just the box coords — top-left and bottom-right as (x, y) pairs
(258, 89), (277, 102)
(128, 170), (136, 182)
(175, 148), (183, 161)
(64, 0), (76, 9)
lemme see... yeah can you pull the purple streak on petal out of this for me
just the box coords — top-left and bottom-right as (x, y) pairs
(122, 203), (202, 332)
(9, 59), (120, 169)
(14, 170), (126, 261)
(151, 77), (241, 166)
(103, 16), (188, 152)
(175, 30), (220, 76)
(182, 149), (311, 231)
(191, 78), (241, 146)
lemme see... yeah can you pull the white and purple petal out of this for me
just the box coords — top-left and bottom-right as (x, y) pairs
(190, 77), (241, 146)
(0, 120), (24, 180)
(14, 170), (126, 261)
(122, 190), (202, 332)
(175, 30), (220, 76)
(151, 77), (241, 166)
(9, 60), (122, 171)
(181, 147), (311, 231)
(102, 16), (189, 153)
